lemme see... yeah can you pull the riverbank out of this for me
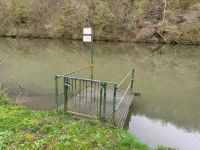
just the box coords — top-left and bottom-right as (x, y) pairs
(0, 97), (139, 149)
(0, 92), (173, 150)
(0, 0), (199, 45)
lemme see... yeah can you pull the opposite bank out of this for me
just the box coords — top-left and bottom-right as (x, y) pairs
(0, 0), (199, 45)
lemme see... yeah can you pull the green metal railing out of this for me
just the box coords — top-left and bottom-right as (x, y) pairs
(115, 68), (135, 110)
(55, 66), (135, 123)
(55, 65), (92, 111)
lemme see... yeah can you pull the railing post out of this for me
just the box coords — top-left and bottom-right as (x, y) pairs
(64, 77), (69, 112)
(99, 83), (103, 117)
(113, 84), (117, 123)
(103, 83), (107, 119)
(55, 76), (58, 111)
(90, 42), (94, 80)
(131, 68), (135, 92)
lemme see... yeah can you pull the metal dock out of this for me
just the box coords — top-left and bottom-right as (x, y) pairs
(55, 66), (135, 127)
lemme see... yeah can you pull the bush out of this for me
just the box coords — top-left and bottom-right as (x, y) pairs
(9, 0), (27, 24)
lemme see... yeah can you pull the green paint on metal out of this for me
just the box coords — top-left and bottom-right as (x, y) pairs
(99, 83), (103, 117)
(78, 80), (81, 112)
(113, 84), (117, 123)
(65, 76), (116, 85)
(131, 68), (135, 92)
(90, 81), (93, 104)
(103, 83), (107, 118)
(64, 77), (69, 112)
(55, 76), (58, 111)
(90, 43), (94, 80)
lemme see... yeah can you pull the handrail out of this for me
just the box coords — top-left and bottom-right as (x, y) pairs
(115, 82), (131, 110)
(115, 68), (135, 111)
(55, 65), (92, 111)
(65, 76), (117, 85)
(117, 68), (134, 88)
(117, 70), (132, 88)
(56, 65), (91, 78)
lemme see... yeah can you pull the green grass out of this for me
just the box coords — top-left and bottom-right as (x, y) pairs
(0, 98), (150, 150)
(0, 97), (175, 150)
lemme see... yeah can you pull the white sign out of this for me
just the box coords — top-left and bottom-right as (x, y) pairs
(83, 28), (92, 35)
(83, 27), (92, 42)
(83, 35), (92, 42)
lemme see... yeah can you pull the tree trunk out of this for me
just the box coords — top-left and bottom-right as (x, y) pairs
(163, 0), (167, 22)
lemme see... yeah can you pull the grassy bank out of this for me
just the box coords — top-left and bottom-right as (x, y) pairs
(0, 94), (173, 150)
(0, 0), (199, 45)
(0, 98), (140, 149)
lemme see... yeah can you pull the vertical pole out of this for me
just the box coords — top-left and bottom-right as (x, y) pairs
(90, 81), (93, 104)
(113, 84), (117, 123)
(86, 81), (88, 104)
(131, 68), (135, 92)
(99, 83), (103, 118)
(79, 80), (81, 112)
(64, 77), (68, 112)
(84, 27), (93, 79)
(103, 83), (107, 119)
(74, 79), (77, 106)
(90, 42), (94, 80)
(90, 42), (94, 109)
(55, 76), (58, 111)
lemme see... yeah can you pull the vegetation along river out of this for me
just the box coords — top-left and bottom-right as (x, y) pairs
(0, 38), (200, 150)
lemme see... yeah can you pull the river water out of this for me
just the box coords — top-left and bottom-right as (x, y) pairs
(0, 38), (200, 150)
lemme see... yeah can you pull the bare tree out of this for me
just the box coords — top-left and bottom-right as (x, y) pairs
(163, 0), (167, 22)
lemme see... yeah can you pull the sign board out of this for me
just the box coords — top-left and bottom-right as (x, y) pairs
(83, 35), (92, 42)
(83, 28), (92, 35)
(83, 27), (92, 43)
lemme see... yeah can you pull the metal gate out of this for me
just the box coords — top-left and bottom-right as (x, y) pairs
(64, 77), (117, 121)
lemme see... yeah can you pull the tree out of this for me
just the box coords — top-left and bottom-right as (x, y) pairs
(163, 0), (167, 22)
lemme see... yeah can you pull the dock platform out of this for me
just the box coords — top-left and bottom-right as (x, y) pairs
(65, 88), (134, 127)
(55, 66), (135, 127)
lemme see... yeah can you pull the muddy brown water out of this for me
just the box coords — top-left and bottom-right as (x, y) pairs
(0, 38), (200, 150)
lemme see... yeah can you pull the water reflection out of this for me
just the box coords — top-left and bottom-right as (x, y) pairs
(132, 45), (200, 132)
(0, 38), (200, 149)
(129, 115), (200, 150)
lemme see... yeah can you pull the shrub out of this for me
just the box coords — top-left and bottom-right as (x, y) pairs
(9, 0), (27, 24)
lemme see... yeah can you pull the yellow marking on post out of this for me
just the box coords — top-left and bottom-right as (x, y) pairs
(90, 65), (94, 72)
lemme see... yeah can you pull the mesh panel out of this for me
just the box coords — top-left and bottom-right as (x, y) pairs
(61, 77), (134, 127)
(65, 78), (104, 117)
(115, 86), (134, 127)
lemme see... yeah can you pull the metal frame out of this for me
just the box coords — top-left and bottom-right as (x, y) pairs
(55, 66), (135, 123)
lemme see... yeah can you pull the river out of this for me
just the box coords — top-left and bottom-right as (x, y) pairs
(0, 38), (200, 150)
